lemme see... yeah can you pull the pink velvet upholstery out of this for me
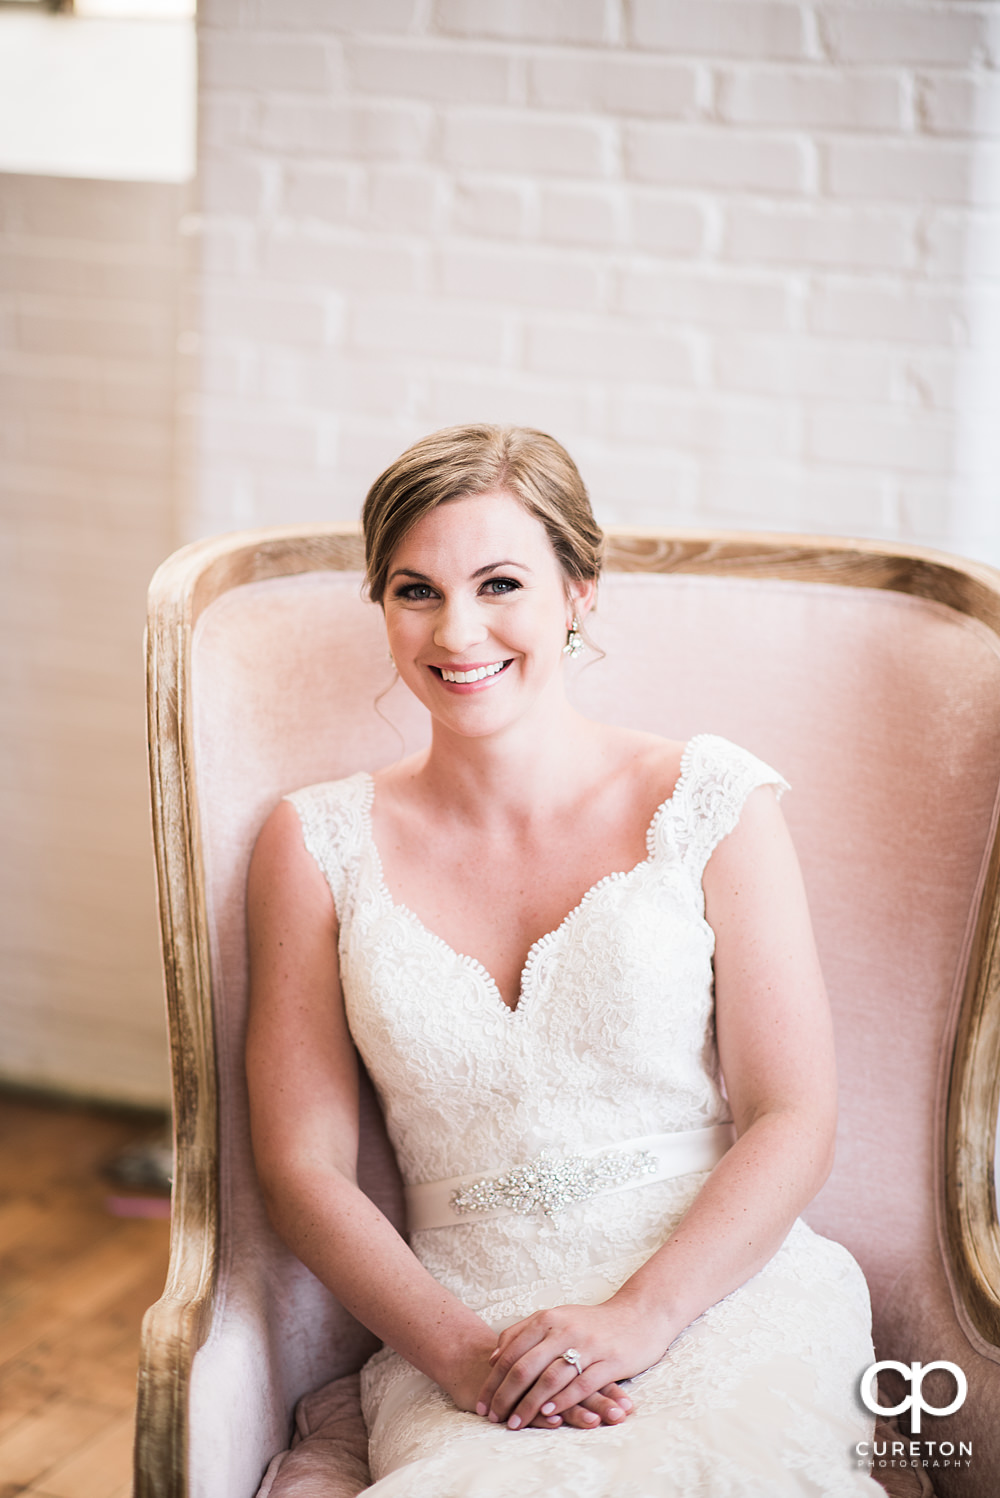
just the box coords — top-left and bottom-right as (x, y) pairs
(180, 565), (1000, 1498)
(256, 1373), (369, 1498)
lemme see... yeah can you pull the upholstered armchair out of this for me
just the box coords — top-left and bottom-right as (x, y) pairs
(137, 526), (1000, 1498)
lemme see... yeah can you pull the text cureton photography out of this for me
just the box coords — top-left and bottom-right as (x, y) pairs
(856, 1359), (973, 1476)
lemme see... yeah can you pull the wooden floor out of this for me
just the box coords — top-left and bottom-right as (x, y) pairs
(0, 1091), (171, 1498)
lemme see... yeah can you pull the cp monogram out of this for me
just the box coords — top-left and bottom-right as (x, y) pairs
(860, 1360), (968, 1435)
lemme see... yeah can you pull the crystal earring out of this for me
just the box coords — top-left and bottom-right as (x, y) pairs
(563, 616), (584, 658)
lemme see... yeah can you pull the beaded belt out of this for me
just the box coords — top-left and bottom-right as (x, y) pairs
(405, 1123), (734, 1231)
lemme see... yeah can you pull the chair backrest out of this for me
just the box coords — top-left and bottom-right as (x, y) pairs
(139, 527), (1000, 1498)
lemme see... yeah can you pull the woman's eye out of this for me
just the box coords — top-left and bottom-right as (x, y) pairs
(482, 577), (521, 595)
(396, 583), (436, 601)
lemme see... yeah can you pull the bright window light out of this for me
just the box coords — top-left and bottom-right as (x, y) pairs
(0, 4), (195, 181)
(74, 2), (196, 16)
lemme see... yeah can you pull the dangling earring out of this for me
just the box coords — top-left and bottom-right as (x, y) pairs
(563, 616), (584, 658)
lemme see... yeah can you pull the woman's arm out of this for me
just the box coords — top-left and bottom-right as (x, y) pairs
(478, 784), (838, 1428)
(246, 801), (497, 1408)
(246, 801), (631, 1429)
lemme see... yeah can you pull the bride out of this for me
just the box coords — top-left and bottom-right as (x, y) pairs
(246, 425), (881, 1494)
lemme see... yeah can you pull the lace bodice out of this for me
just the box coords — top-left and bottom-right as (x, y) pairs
(287, 733), (788, 1321)
(284, 735), (879, 1496)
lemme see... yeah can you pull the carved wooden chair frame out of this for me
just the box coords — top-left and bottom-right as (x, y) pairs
(137, 525), (1000, 1497)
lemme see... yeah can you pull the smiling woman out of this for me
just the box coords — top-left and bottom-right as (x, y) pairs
(380, 491), (591, 737)
(244, 425), (882, 1496)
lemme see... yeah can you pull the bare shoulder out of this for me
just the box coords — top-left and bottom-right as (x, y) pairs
(248, 797), (334, 928)
(703, 777), (800, 915)
(251, 796), (308, 877)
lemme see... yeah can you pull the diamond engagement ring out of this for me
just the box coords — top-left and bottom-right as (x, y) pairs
(561, 1348), (584, 1378)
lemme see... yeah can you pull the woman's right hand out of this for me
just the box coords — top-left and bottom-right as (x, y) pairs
(532, 1382), (634, 1430)
(445, 1341), (633, 1430)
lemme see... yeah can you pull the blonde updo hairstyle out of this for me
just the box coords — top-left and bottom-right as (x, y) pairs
(362, 424), (604, 607)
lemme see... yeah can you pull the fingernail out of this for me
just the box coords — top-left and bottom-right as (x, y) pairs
(541, 1402), (555, 1415)
(620, 1396), (633, 1410)
(584, 1412), (598, 1425)
(476, 1402), (486, 1416)
(489, 1348), (500, 1363)
(546, 1415), (560, 1425)
(488, 1412), (499, 1424)
(608, 1406), (624, 1421)
(508, 1415), (521, 1430)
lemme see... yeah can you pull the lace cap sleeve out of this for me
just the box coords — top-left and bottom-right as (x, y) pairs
(669, 734), (790, 884)
(283, 772), (372, 921)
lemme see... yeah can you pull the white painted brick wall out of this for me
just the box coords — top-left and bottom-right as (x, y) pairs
(724, 203), (911, 269)
(349, 39), (513, 103)
(717, 68), (906, 131)
(820, 7), (1000, 66)
(436, 0), (614, 48)
(528, 55), (700, 116)
(920, 74), (1000, 136)
(0, 173), (182, 1105)
(629, 2), (810, 60)
(188, 0), (1000, 561)
(627, 123), (812, 193)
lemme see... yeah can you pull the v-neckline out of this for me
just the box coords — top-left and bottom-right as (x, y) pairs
(358, 736), (702, 1018)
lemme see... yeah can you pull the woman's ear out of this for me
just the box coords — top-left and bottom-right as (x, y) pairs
(567, 577), (598, 623)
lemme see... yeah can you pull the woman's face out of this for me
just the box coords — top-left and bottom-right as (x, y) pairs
(382, 489), (593, 739)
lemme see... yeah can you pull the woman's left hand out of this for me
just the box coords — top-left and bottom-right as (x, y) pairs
(475, 1300), (671, 1431)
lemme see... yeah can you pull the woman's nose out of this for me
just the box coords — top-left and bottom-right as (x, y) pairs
(433, 595), (488, 654)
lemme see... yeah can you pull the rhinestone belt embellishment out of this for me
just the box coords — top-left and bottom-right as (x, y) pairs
(449, 1147), (659, 1220)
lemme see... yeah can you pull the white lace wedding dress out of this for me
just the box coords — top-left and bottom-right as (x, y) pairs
(287, 734), (881, 1496)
